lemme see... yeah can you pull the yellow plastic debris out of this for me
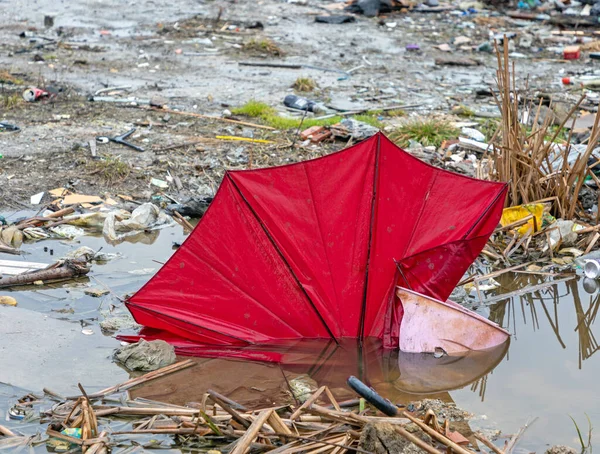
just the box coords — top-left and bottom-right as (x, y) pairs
(0, 296), (17, 306)
(500, 203), (544, 235)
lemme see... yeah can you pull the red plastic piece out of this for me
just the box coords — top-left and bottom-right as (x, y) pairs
(126, 133), (507, 347)
(564, 46), (581, 60)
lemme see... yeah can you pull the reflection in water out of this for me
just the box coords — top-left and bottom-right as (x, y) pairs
(488, 274), (600, 368)
(128, 335), (509, 406)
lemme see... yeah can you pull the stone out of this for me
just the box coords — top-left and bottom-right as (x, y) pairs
(100, 313), (141, 332)
(113, 339), (176, 371)
(360, 423), (428, 454)
(288, 374), (318, 403)
(546, 446), (578, 454)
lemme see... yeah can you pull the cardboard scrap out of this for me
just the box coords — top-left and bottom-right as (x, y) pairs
(61, 194), (103, 206)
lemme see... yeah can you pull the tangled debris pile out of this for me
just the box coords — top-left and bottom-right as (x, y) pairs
(0, 360), (529, 454)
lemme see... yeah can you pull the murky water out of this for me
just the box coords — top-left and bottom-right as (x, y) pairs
(1, 216), (599, 451)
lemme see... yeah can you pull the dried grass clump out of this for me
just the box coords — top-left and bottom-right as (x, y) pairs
(487, 40), (600, 220)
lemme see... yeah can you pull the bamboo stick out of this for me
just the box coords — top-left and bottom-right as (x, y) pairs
(94, 406), (199, 417)
(290, 387), (326, 421)
(208, 390), (251, 428)
(0, 425), (16, 437)
(68, 359), (195, 399)
(403, 412), (476, 454)
(474, 433), (505, 454)
(230, 409), (273, 454)
(150, 107), (275, 131)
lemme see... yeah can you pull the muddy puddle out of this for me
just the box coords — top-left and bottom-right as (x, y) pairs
(0, 217), (599, 451)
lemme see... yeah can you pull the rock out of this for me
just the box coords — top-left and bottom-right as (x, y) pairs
(113, 339), (176, 371)
(546, 446), (578, 454)
(288, 374), (318, 403)
(409, 399), (472, 421)
(360, 423), (428, 454)
(100, 314), (141, 332)
(579, 186), (596, 210)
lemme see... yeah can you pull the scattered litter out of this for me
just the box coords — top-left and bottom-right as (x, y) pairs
(22, 87), (50, 102)
(0, 296), (17, 306)
(84, 287), (110, 297)
(30, 192), (44, 205)
(151, 178), (169, 189)
(315, 15), (356, 23)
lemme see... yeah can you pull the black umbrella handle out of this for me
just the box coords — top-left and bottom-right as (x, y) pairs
(347, 376), (398, 416)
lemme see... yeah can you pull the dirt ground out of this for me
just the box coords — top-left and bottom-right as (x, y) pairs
(0, 0), (589, 209)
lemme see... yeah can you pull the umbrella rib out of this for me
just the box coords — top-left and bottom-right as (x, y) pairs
(462, 183), (509, 240)
(358, 133), (382, 341)
(303, 164), (343, 335)
(226, 173), (339, 344)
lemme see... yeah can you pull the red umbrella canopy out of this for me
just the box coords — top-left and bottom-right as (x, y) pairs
(127, 133), (507, 347)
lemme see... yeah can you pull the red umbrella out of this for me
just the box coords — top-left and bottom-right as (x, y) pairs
(126, 133), (507, 349)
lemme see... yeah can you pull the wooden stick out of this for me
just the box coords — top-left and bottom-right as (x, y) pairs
(585, 232), (600, 254)
(290, 386), (326, 421)
(0, 425), (17, 437)
(504, 418), (538, 454)
(0, 262), (90, 288)
(150, 107), (275, 131)
(94, 406), (199, 417)
(46, 428), (84, 446)
(474, 433), (505, 454)
(230, 409), (273, 454)
(84, 432), (109, 454)
(480, 275), (575, 304)
(323, 387), (341, 412)
(208, 390), (250, 429)
(395, 425), (444, 454)
(113, 427), (212, 435)
(268, 412), (293, 440)
(68, 359), (195, 399)
(173, 211), (194, 232)
(206, 389), (248, 411)
(403, 412), (476, 454)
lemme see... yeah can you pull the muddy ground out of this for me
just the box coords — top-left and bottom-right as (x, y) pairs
(0, 0), (591, 209)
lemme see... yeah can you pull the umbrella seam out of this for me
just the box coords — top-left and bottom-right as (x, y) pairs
(303, 164), (343, 337)
(358, 133), (381, 341)
(227, 173), (339, 344)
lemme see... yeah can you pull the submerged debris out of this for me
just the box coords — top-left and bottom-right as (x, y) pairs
(113, 339), (176, 371)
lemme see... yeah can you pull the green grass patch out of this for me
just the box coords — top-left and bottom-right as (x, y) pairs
(243, 38), (284, 56)
(1, 93), (22, 110)
(232, 100), (384, 130)
(87, 154), (131, 185)
(389, 119), (459, 148)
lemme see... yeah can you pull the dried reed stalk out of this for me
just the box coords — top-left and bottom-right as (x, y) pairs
(488, 39), (600, 219)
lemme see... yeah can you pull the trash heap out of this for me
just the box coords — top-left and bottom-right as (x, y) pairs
(0, 360), (519, 454)
(0, 192), (188, 290)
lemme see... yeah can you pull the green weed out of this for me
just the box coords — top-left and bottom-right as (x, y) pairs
(389, 118), (459, 148)
(292, 77), (318, 92)
(569, 414), (593, 453)
(232, 100), (384, 130)
(243, 38), (284, 56)
(88, 154), (131, 185)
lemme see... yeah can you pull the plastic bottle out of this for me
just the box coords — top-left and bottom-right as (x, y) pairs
(561, 77), (600, 88)
(283, 94), (322, 113)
